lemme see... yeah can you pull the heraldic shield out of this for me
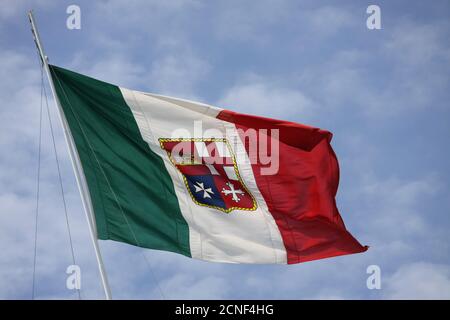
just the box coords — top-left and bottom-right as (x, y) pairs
(159, 138), (257, 213)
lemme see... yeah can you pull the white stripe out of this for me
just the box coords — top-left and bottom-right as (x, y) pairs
(205, 164), (219, 175)
(120, 88), (287, 264)
(223, 165), (238, 181)
(223, 122), (287, 264)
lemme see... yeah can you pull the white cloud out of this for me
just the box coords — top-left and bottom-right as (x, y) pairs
(213, 2), (356, 44)
(0, 0), (54, 21)
(72, 46), (212, 100)
(91, 0), (200, 43)
(213, 0), (291, 43)
(73, 54), (147, 89)
(358, 174), (441, 240)
(339, 137), (445, 263)
(383, 262), (450, 299)
(217, 76), (316, 121)
(305, 5), (355, 38)
(384, 21), (450, 66)
(150, 52), (210, 99)
(161, 274), (230, 299)
(293, 17), (450, 117)
(94, 0), (199, 23)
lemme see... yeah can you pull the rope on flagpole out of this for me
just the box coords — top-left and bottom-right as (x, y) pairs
(42, 69), (82, 300)
(31, 65), (44, 300)
(32, 36), (82, 300)
(28, 10), (112, 299)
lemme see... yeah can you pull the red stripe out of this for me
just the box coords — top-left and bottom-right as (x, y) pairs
(177, 164), (210, 176)
(217, 110), (367, 264)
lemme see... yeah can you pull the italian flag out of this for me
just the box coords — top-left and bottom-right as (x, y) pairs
(49, 65), (367, 265)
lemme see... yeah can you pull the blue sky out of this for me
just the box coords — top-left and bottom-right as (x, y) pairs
(0, 0), (449, 299)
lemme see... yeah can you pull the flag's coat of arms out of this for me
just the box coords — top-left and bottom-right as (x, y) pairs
(159, 138), (257, 213)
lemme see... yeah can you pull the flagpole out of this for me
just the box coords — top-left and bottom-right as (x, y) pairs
(28, 10), (112, 300)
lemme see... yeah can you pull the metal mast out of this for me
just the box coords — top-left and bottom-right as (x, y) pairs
(28, 10), (112, 300)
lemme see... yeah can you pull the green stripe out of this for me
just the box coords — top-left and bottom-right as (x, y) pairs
(49, 65), (191, 257)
